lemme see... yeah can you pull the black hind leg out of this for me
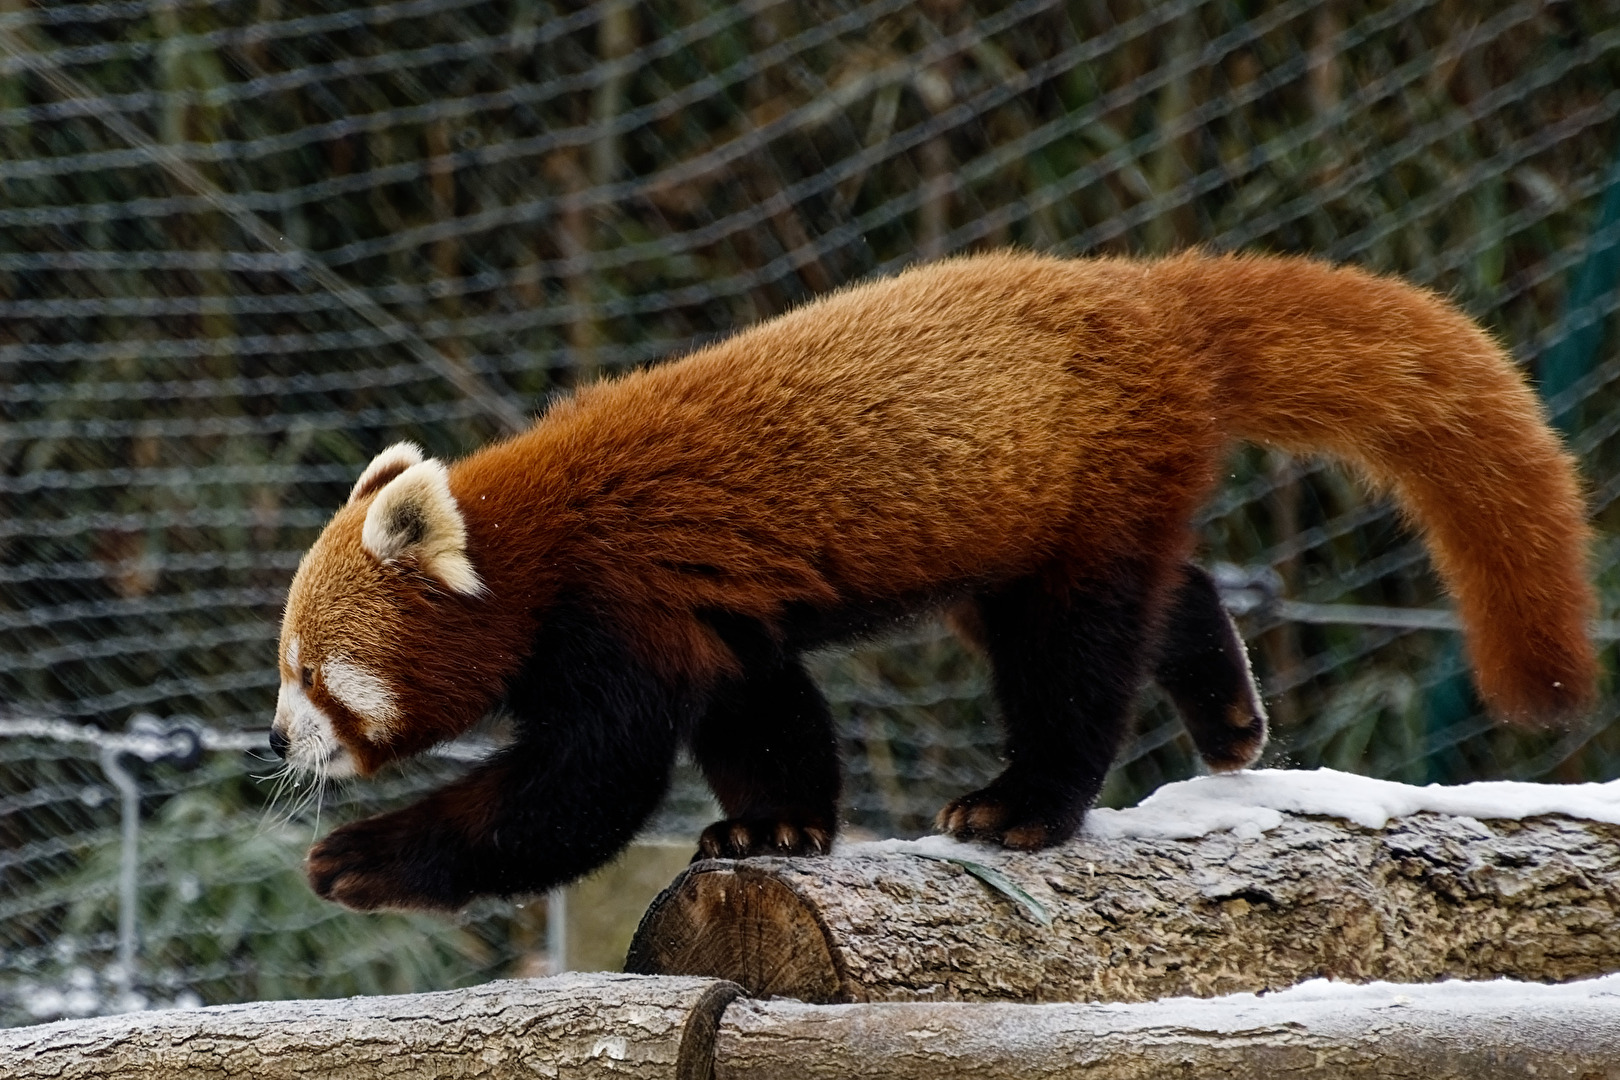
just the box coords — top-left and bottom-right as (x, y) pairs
(937, 566), (1166, 850)
(691, 654), (840, 859)
(1154, 564), (1268, 771)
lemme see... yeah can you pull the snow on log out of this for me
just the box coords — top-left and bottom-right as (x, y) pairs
(712, 973), (1620, 1080)
(627, 769), (1620, 1003)
(0, 972), (743, 1080)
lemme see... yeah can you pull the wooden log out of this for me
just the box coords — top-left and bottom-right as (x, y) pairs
(0, 972), (743, 1080)
(627, 808), (1620, 1003)
(712, 974), (1620, 1079)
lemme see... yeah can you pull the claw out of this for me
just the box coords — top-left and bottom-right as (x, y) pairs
(936, 783), (1080, 850)
(695, 815), (835, 859)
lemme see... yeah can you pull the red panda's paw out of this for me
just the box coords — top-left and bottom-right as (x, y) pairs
(695, 815), (835, 860)
(935, 784), (1083, 851)
(306, 815), (464, 912)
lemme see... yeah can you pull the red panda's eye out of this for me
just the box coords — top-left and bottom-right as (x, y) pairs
(300, 665), (315, 689)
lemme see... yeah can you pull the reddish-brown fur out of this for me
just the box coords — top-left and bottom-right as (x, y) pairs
(380, 250), (1591, 731)
(1154, 254), (1597, 720)
(286, 250), (1598, 908)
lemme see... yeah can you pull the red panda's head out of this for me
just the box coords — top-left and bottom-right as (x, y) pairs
(273, 442), (500, 777)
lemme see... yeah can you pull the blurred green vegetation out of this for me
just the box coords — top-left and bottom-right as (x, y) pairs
(60, 785), (497, 1002)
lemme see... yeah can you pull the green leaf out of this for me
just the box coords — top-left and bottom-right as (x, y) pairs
(904, 852), (1052, 928)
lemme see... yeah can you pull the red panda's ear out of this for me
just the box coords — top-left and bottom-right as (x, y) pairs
(360, 459), (485, 596)
(349, 442), (426, 506)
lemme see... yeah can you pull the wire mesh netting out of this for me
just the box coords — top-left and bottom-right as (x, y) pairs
(3, 0), (1620, 1024)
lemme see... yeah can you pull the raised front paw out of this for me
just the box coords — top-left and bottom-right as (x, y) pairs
(935, 782), (1083, 851)
(695, 815), (834, 860)
(306, 813), (465, 912)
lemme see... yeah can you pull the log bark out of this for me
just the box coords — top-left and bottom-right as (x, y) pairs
(0, 972), (743, 1080)
(627, 812), (1620, 1003)
(712, 975), (1620, 1079)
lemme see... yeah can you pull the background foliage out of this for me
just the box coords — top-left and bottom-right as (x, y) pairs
(2, 0), (1619, 1023)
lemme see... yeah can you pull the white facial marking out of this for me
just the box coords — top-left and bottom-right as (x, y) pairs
(323, 655), (399, 736)
(273, 636), (356, 778)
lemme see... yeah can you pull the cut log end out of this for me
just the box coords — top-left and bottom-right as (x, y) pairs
(627, 863), (842, 1001)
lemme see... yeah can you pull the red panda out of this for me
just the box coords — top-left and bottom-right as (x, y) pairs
(273, 250), (1598, 913)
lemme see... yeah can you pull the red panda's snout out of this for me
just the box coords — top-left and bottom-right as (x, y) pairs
(272, 632), (406, 777)
(271, 636), (358, 777)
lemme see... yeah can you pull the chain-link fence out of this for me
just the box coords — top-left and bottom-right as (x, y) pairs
(3, 0), (1620, 1025)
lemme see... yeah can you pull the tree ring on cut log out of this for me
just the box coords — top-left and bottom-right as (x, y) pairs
(627, 863), (844, 1001)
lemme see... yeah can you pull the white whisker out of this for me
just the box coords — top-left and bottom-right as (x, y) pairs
(257, 763), (300, 833)
(311, 756), (328, 837)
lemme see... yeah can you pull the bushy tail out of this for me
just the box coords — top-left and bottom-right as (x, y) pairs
(1154, 252), (1599, 723)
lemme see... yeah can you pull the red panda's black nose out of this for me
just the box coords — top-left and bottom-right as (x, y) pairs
(269, 728), (290, 759)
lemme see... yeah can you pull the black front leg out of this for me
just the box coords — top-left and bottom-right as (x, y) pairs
(690, 656), (841, 859)
(307, 599), (690, 912)
(306, 732), (677, 910)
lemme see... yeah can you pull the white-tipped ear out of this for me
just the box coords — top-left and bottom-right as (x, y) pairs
(349, 442), (425, 505)
(361, 459), (484, 596)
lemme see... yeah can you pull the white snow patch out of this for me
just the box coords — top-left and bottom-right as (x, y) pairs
(844, 833), (999, 860)
(837, 769), (1620, 855)
(1107, 971), (1620, 1029)
(1081, 767), (1620, 841)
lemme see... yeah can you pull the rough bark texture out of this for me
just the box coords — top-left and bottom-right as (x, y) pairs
(628, 813), (1620, 1002)
(712, 980), (1620, 1079)
(0, 972), (742, 1080)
